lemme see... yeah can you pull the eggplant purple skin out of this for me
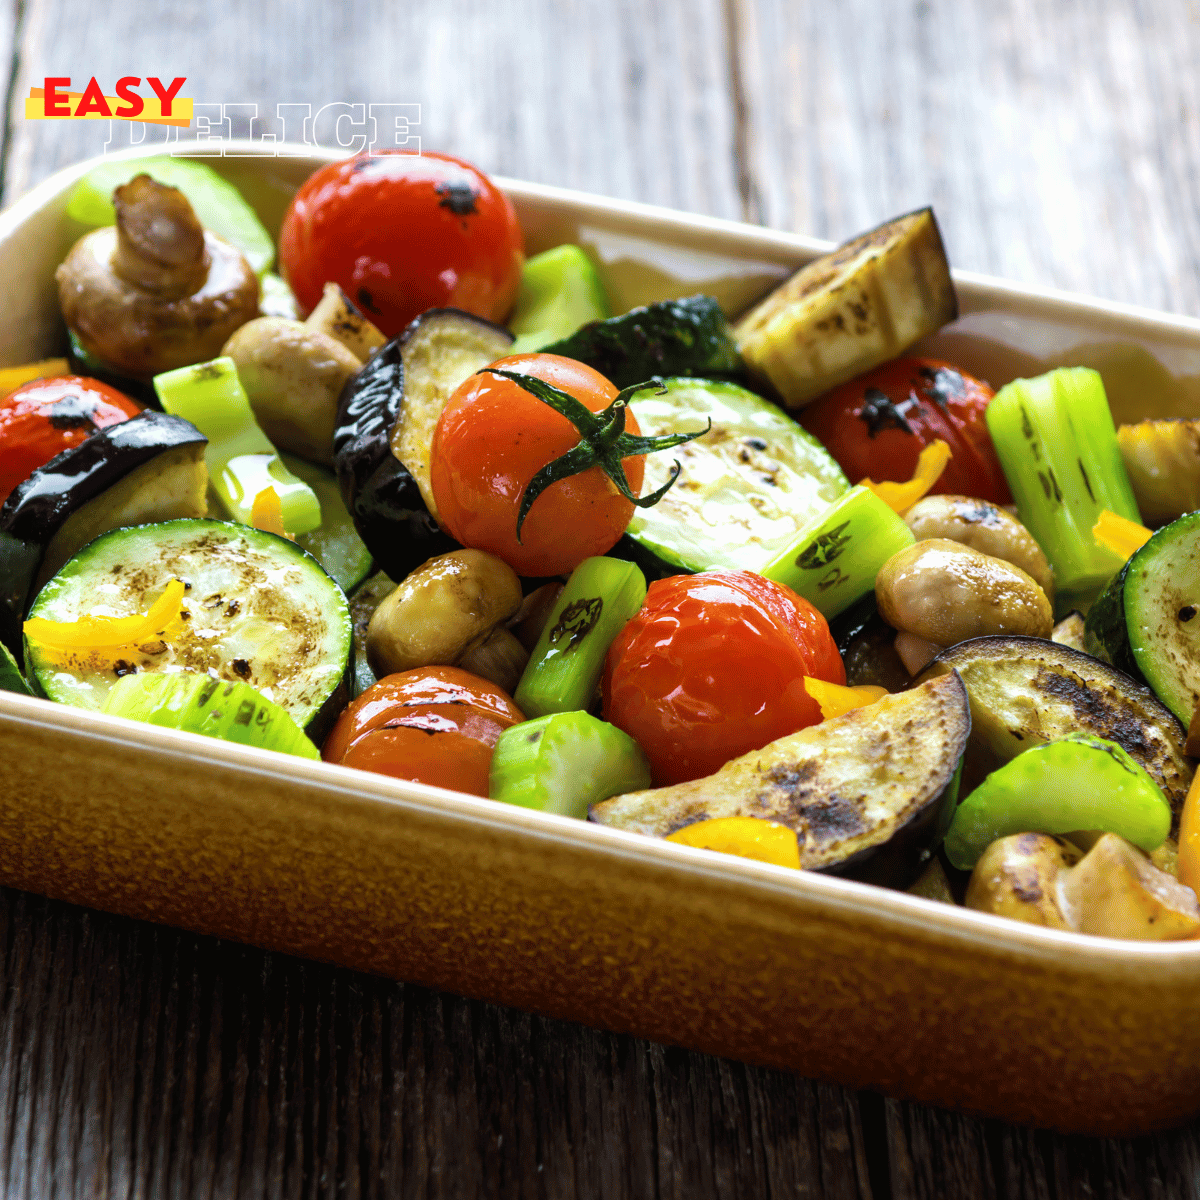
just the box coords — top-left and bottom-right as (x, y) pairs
(332, 307), (515, 583)
(0, 411), (206, 658)
(333, 334), (457, 581)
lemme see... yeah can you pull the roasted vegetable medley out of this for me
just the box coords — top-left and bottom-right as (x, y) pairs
(5, 148), (1200, 943)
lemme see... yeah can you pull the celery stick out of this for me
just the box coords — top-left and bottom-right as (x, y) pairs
(985, 367), (1140, 609)
(514, 556), (646, 717)
(489, 711), (650, 818)
(509, 245), (611, 353)
(154, 358), (321, 535)
(943, 733), (1170, 869)
(759, 485), (915, 619)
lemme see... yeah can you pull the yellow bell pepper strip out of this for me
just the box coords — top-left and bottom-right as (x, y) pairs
(1092, 508), (1152, 562)
(23, 579), (186, 662)
(250, 486), (292, 539)
(1177, 769), (1200, 900)
(0, 358), (70, 397)
(803, 676), (887, 720)
(666, 816), (801, 869)
(858, 439), (951, 515)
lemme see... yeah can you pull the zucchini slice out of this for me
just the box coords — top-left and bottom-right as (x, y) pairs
(733, 208), (957, 410)
(540, 295), (743, 388)
(0, 641), (31, 695)
(619, 378), (848, 575)
(0, 411), (208, 658)
(1085, 511), (1200, 726)
(25, 518), (351, 740)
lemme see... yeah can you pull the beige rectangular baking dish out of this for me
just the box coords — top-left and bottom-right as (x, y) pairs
(1, 144), (1198, 1137)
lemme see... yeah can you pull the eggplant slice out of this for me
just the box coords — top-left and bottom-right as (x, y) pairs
(919, 636), (1193, 831)
(0, 411), (208, 657)
(591, 672), (971, 889)
(333, 308), (513, 581)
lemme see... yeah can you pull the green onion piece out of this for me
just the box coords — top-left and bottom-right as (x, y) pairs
(509, 245), (611, 353)
(102, 671), (320, 759)
(943, 733), (1171, 870)
(489, 711), (650, 818)
(759, 485), (915, 619)
(984, 367), (1140, 609)
(514, 556), (647, 717)
(155, 357), (322, 535)
(0, 640), (31, 696)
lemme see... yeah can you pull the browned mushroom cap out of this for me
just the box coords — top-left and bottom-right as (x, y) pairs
(56, 174), (259, 381)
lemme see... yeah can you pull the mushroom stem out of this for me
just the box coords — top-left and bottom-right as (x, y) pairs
(111, 175), (209, 299)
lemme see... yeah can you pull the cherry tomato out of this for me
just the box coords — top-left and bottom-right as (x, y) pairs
(798, 357), (1012, 505)
(430, 353), (645, 577)
(322, 665), (524, 797)
(0, 376), (141, 506)
(602, 570), (845, 786)
(279, 150), (525, 337)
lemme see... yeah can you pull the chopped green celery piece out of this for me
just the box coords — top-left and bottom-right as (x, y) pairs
(67, 156), (275, 276)
(759, 485), (915, 619)
(489, 711), (650, 818)
(0, 641), (31, 695)
(154, 358), (321, 535)
(985, 367), (1140, 610)
(281, 454), (374, 592)
(509, 245), (611, 353)
(943, 733), (1171, 870)
(515, 556), (646, 717)
(103, 671), (319, 759)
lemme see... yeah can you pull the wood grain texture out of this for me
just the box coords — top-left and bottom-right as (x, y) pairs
(2, 0), (1200, 1195)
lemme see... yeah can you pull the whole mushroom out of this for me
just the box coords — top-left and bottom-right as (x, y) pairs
(56, 175), (259, 380)
(366, 549), (529, 694)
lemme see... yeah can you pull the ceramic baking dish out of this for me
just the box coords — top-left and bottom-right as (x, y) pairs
(2, 143), (1199, 1138)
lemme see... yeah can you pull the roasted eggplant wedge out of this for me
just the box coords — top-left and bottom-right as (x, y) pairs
(0, 411), (208, 658)
(919, 636), (1193, 828)
(590, 672), (970, 888)
(333, 308), (513, 580)
(733, 208), (957, 410)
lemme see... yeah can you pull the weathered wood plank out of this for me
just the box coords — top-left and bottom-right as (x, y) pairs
(1, 0), (744, 219)
(734, 0), (1200, 316)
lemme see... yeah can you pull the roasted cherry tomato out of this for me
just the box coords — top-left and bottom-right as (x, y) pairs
(322, 665), (524, 797)
(279, 150), (524, 337)
(798, 357), (1012, 505)
(602, 570), (844, 786)
(430, 353), (646, 577)
(0, 375), (141, 506)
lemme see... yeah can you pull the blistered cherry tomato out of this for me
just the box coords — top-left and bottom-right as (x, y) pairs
(798, 357), (1011, 505)
(430, 353), (645, 577)
(322, 665), (524, 797)
(0, 375), (141, 506)
(279, 150), (524, 337)
(602, 570), (844, 786)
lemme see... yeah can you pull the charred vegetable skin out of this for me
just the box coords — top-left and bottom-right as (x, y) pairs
(592, 672), (971, 889)
(0, 411), (207, 658)
(540, 296), (743, 389)
(334, 310), (514, 580)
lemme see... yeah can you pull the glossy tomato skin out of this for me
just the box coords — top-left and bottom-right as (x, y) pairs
(602, 570), (845, 787)
(322, 665), (524, 797)
(279, 150), (524, 337)
(0, 376), (141, 506)
(798, 357), (1012, 505)
(430, 353), (645, 577)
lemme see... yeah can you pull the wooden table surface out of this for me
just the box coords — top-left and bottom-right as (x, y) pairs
(1, 0), (1199, 1195)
